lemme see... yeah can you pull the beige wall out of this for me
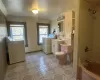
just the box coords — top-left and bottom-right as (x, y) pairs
(92, 11), (100, 62)
(50, 19), (59, 33)
(0, 11), (8, 80)
(73, 0), (95, 77)
(7, 16), (50, 52)
(74, 2), (100, 80)
(78, 0), (94, 62)
(78, 0), (100, 63)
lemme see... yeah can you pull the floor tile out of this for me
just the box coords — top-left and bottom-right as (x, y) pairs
(4, 51), (75, 80)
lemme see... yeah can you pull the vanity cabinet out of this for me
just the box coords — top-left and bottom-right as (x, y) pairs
(52, 39), (64, 54)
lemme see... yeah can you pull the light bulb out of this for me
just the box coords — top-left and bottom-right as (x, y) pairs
(32, 10), (38, 14)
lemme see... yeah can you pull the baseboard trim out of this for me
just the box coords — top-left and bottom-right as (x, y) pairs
(26, 50), (42, 54)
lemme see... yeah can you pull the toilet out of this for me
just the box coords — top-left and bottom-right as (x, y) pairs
(55, 52), (67, 65)
(55, 43), (73, 65)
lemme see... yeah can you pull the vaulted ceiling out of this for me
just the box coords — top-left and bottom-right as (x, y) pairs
(2, 0), (74, 19)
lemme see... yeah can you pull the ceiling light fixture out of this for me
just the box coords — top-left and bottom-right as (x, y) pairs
(32, 9), (38, 14)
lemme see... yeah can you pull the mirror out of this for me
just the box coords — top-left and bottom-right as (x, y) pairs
(58, 21), (63, 32)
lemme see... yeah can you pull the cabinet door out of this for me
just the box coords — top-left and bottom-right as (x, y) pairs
(55, 41), (58, 52)
(52, 42), (55, 53)
(8, 41), (25, 64)
(52, 39), (57, 54)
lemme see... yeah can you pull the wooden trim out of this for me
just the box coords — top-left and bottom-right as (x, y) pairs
(6, 21), (28, 47)
(37, 23), (50, 45)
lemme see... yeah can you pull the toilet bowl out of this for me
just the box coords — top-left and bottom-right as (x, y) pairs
(55, 52), (67, 65)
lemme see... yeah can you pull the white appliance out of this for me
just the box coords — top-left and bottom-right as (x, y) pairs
(7, 37), (25, 64)
(42, 38), (52, 54)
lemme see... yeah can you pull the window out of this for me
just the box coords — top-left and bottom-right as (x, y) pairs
(37, 23), (50, 44)
(7, 22), (28, 47)
(10, 24), (25, 40)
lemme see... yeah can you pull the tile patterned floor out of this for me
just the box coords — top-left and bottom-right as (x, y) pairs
(4, 51), (76, 80)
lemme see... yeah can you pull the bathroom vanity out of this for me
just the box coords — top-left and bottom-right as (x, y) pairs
(52, 39), (65, 54)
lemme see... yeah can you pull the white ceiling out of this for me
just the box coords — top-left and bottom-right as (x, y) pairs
(2, 0), (74, 20)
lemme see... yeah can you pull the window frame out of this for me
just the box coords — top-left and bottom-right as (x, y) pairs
(37, 23), (50, 45)
(7, 21), (28, 47)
